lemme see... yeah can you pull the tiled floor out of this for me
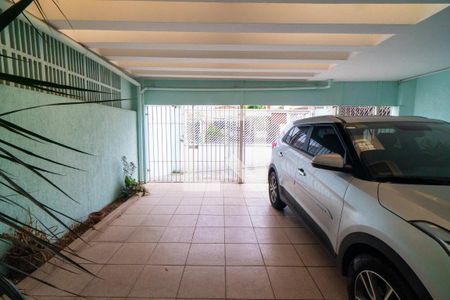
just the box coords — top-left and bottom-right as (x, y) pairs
(22, 183), (347, 300)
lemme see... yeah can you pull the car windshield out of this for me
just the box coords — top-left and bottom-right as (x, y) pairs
(345, 121), (450, 185)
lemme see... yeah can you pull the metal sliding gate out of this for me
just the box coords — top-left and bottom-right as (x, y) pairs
(146, 105), (244, 183)
(146, 105), (393, 183)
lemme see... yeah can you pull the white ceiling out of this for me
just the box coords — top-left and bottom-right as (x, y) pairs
(26, 0), (450, 81)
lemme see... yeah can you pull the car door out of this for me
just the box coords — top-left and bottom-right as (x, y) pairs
(294, 125), (353, 248)
(275, 125), (299, 190)
(283, 126), (313, 208)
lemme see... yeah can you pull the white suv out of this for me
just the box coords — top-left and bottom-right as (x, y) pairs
(268, 116), (449, 300)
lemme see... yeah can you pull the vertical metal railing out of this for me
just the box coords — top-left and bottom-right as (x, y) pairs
(146, 105), (394, 183)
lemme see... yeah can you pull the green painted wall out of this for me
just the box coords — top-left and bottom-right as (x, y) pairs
(0, 85), (138, 256)
(398, 69), (450, 122)
(142, 80), (399, 106)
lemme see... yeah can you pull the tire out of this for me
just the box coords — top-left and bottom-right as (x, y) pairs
(347, 254), (418, 300)
(268, 171), (286, 210)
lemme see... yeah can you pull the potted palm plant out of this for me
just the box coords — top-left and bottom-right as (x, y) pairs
(0, 1), (135, 298)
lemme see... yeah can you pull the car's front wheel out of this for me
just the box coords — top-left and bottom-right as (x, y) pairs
(268, 171), (286, 210)
(348, 254), (417, 300)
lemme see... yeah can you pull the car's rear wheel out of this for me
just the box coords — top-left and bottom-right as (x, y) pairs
(348, 254), (417, 300)
(268, 171), (286, 210)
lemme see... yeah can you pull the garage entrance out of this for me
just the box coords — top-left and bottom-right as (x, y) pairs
(146, 105), (393, 183)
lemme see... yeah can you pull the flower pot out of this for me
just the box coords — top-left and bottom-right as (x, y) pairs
(88, 211), (106, 224)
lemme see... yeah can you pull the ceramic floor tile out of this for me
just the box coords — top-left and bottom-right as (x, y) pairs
(150, 205), (178, 215)
(148, 243), (190, 265)
(124, 205), (153, 215)
(225, 244), (264, 266)
(259, 244), (304, 266)
(267, 267), (322, 299)
(245, 198), (269, 206)
(192, 227), (225, 243)
(112, 214), (145, 226)
(223, 206), (249, 216)
(276, 215), (304, 227)
(178, 266), (225, 298)
(128, 265), (184, 298)
(251, 216), (282, 228)
(224, 215), (252, 227)
(30, 264), (102, 296)
(309, 267), (348, 300)
(127, 227), (165, 242)
(187, 244), (225, 265)
(81, 265), (143, 297)
(248, 206), (283, 216)
(175, 205), (201, 215)
(196, 215), (225, 227)
(284, 228), (318, 244)
(161, 198), (182, 206)
(203, 198), (224, 205)
(225, 227), (257, 243)
(223, 197), (246, 206)
(180, 198), (204, 205)
(141, 214), (173, 226)
(254, 228), (290, 244)
(92, 226), (136, 242)
(295, 244), (335, 267)
(226, 266), (274, 299)
(72, 242), (122, 264)
(160, 227), (195, 243)
(168, 214), (199, 227)
(108, 243), (156, 264)
(200, 205), (224, 215)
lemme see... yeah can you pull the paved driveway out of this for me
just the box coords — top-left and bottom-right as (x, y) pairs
(22, 183), (347, 300)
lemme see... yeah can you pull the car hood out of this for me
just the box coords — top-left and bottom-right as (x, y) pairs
(378, 183), (450, 230)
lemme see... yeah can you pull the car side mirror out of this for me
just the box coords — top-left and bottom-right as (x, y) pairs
(311, 153), (346, 171)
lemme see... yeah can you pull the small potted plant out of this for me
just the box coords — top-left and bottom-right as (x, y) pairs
(121, 156), (145, 197)
(1, 214), (53, 279)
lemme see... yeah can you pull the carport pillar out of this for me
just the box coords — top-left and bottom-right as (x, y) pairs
(238, 105), (245, 184)
(137, 88), (147, 183)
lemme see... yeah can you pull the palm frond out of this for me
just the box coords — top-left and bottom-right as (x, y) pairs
(0, 175), (80, 234)
(0, 98), (133, 117)
(0, 118), (92, 155)
(1, 262), (83, 297)
(0, 72), (111, 94)
(0, 0), (34, 32)
(0, 139), (84, 171)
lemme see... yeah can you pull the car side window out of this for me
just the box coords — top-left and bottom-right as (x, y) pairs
(308, 126), (345, 157)
(290, 126), (310, 151)
(283, 126), (300, 144)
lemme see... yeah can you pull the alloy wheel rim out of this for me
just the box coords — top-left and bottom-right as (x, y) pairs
(354, 270), (400, 300)
(269, 174), (278, 203)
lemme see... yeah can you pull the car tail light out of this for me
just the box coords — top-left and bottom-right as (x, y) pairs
(272, 141), (277, 149)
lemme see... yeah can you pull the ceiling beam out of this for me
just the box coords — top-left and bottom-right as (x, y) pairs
(88, 43), (371, 52)
(62, 31), (391, 46)
(54, 21), (408, 34)
(28, 1), (448, 25)
(100, 49), (351, 60)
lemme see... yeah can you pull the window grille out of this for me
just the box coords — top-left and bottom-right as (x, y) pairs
(337, 106), (392, 117)
(0, 13), (123, 108)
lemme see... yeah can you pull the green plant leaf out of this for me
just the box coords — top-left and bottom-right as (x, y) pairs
(1, 262), (84, 297)
(0, 98), (134, 117)
(0, 72), (111, 94)
(0, 0), (34, 32)
(0, 139), (84, 171)
(0, 214), (94, 276)
(0, 118), (92, 155)
(0, 147), (77, 201)
(0, 173), (80, 234)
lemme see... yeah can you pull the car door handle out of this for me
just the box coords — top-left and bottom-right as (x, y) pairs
(297, 168), (306, 176)
(278, 151), (284, 157)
